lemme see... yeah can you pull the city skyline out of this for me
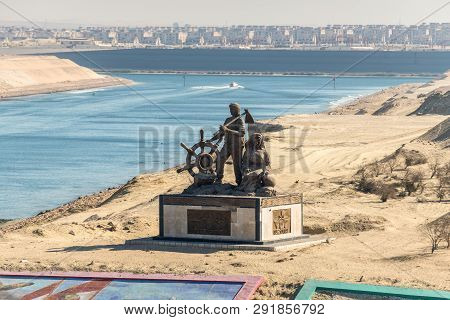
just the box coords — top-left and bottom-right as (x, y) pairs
(2, 23), (449, 50)
(0, 0), (449, 27)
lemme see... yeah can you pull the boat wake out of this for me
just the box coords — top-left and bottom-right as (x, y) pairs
(191, 84), (244, 90)
(66, 88), (106, 95)
(328, 94), (361, 107)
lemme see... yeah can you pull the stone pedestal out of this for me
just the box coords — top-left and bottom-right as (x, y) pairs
(158, 194), (304, 244)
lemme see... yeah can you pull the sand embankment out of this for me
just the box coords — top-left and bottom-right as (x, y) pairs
(0, 72), (448, 299)
(0, 55), (132, 99)
(328, 71), (450, 116)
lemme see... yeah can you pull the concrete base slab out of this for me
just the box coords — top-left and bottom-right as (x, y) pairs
(125, 234), (330, 252)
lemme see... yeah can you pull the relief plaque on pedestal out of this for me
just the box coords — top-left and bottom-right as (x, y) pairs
(187, 209), (231, 236)
(272, 208), (291, 235)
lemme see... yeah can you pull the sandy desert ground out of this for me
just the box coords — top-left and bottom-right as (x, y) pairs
(0, 71), (449, 299)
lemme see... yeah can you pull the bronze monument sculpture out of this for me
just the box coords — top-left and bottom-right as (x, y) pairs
(209, 102), (246, 185)
(177, 102), (277, 196)
(239, 132), (277, 196)
(132, 102), (308, 249)
(177, 129), (220, 185)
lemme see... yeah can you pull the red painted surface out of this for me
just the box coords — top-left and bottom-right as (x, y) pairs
(21, 280), (63, 300)
(46, 279), (112, 300)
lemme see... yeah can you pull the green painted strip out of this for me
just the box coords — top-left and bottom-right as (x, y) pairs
(294, 279), (450, 300)
(293, 280), (317, 300)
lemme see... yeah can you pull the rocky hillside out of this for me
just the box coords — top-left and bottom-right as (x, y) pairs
(410, 87), (450, 116)
(417, 117), (450, 147)
(328, 71), (450, 116)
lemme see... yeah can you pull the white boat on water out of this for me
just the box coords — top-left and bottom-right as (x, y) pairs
(229, 82), (239, 88)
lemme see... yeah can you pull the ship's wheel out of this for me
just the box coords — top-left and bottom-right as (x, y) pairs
(177, 129), (219, 177)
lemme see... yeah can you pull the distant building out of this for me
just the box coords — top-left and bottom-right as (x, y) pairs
(57, 38), (94, 47)
(1, 23), (449, 50)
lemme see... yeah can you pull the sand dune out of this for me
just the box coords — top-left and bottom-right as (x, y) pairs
(329, 71), (450, 116)
(417, 117), (450, 148)
(0, 55), (132, 99)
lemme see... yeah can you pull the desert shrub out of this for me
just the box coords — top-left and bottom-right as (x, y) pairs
(404, 150), (427, 168)
(421, 223), (443, 253)
(401, 169), (425, 195)
(420, 214), (449, 253)
(398, 190), (408, 197)
(446, 229), (450, 249)
(376, 182), (397, 202)
(437, 162), (450, 180)
(436, 163), (450, 201)
(354, 165), (377, 193)
(436, 181), (446, 202)
(436, 176), (448, 202)
(32, 228), (45, 237)
(386, 157), (399, 173)
(357, 177), (377, 193)
(355, 164), (372, 177)
(371, 160), (385, 177)
(428, 158), (441, 179)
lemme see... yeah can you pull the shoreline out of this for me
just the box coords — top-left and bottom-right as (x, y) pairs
(99, 69), (440, 77)
(0, 76), (133, 100)
(0, 55), (134, 101)
(3, 47), (450, 55)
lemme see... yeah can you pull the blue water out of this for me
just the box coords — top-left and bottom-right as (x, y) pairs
(54, 49), (450, 74)
(0, 73), (431, 218)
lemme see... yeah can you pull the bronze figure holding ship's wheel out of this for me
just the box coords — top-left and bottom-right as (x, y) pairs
(177, 104), (255, 186)
(177, 129), (220, 185)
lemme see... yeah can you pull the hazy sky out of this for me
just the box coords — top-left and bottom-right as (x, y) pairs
(0, 0), (449, 26)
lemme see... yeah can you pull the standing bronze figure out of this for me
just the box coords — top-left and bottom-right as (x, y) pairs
(209, 103), (245, 184)
(177, 103), (254, 187)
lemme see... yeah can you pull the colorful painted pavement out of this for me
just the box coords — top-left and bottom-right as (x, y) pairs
(0, 271), (264, 300)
